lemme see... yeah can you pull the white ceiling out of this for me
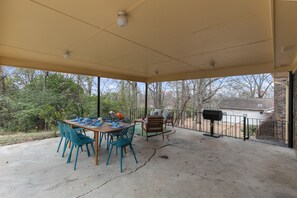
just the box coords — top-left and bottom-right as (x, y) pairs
(0, 0), (296, 82)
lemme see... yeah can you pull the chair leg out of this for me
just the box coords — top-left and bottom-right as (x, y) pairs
(83, 129), (86, 135)
(129, 144), (138, 163)
(99, 133), (103, 147)
(146, 133), (148, 141)
(67, 144), (74, 163)
(124, 147), (126, 154)
(57, 137), (63, 152)
(120, 147), (123, 173)
(106, 145), (114, 165)
(62, 139), (68, 157)
(106, 135), (110, 150)
(90, 143), (95, 154)
(86, 144), (90, 157)
(74, 146), (80, 170)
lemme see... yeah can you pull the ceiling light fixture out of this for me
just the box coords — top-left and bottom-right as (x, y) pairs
(117, 10), (128, 27)
(280, 45), (295, 53)
(209, 61), (215, 69)
(63, 50), (70, 59)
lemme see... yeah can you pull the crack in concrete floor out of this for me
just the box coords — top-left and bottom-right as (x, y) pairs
(76, 144), (173, 198)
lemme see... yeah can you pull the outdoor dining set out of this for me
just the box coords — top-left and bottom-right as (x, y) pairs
(57, 117), (138, 172)
(56, 110), (174, 172)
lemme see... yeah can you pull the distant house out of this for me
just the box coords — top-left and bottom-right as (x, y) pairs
(219, 98), (274, 121)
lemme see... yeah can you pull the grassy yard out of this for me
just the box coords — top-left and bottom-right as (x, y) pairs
(0, 131), (58, 146)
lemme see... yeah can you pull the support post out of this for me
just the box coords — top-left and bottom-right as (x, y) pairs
(97, 77), (101, 118)
(243, 117), (246, 141)
(203, 120), (221, 138)
(288, 72), (293, 148)
(210, 120), (214, 136)
(144, 83), (148, 118)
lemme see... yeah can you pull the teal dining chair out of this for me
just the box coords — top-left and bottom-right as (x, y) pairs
(65, 125), (95, 170)
(61, 123), (91, 157)
(57, 121), (66, 153)
(106, 125), (138, 173)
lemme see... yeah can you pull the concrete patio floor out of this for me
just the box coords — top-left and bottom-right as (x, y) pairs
(0, 127), (297, 198)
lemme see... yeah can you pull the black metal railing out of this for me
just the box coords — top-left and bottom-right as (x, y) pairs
(128, 108), (287, 144)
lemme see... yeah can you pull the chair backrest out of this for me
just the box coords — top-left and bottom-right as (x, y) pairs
(63, 124), (72, 140)
(146, 116), (163, 132)
(58, 121), (66, 137)
(118, 125), (135, 143)
(166, 112), (174, 121)
(67, 126), (82, 145)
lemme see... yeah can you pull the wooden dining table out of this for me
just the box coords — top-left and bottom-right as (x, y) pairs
(64, 120), (132, 165)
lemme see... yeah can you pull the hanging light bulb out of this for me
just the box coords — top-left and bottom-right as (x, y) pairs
(63, 50), (70, 59)
(209, 61), (215, 69)
(117, 11), (128, 27)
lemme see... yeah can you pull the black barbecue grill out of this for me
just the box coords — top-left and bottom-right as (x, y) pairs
(202, 110), (223, 138)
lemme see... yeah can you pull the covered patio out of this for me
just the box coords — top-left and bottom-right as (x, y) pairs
(0, 127), (296, 197)
(1, 0), (297, 197)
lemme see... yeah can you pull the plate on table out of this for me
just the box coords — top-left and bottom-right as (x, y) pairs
(69, 121), (79, 124)
(111, 125), (124, 129)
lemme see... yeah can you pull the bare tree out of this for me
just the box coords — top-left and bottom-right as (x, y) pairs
(0, 66), (7, 94)
(148, 82), (164, 108)
(75, 75), (95, 96)
(229, 74), (273, 98)
(190, 78), (225, 112)
(12, 68), (37, 88)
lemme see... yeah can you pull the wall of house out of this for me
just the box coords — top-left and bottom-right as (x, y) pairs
(273, 77), (288, 142)
(274, 78), (287, 121)
(220, 109), (271, 123)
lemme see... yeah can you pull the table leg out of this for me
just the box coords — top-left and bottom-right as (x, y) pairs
(95, 132), (99, 165)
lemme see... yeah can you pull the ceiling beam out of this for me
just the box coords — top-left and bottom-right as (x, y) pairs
(0, 56), (146, 82)
(146, 63), (293, 82)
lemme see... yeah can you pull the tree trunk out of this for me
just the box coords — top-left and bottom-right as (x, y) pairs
(87, 77), (93, 96)
(0, 66), (6, 94)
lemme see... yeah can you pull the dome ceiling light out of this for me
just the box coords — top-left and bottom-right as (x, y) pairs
(117, 10), (128, 27)
(63, 50), (71, 59)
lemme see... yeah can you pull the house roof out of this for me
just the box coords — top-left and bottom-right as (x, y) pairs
(219, 98), (274, 111)
(0, 0), (296, 82)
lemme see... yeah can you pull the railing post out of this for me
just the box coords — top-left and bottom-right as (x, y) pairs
(243, 117), (246, 141)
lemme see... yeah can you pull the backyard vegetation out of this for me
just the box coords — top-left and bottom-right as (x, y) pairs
(0, 66), (273, 141)
(0, 131), (57, 146)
